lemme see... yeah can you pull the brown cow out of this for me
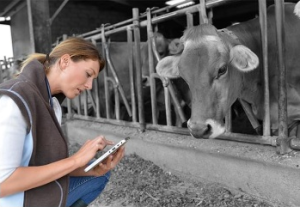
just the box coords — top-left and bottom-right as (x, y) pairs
(156, 2), (300, 138)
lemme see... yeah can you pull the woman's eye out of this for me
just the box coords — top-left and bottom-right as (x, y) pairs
(216, 65), (227, 79)
(86, 72), (92, 78)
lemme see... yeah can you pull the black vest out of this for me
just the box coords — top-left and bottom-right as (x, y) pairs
(0, 60), (69, 207)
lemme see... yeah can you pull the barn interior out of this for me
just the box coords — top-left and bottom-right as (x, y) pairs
(1, 1), (300, 206)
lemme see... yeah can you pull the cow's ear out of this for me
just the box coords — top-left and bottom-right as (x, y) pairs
(156, 55), (181, 79)
(230, 45), (259, 72)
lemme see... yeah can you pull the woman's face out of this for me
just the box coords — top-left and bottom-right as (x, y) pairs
(61, 57), (100, 99)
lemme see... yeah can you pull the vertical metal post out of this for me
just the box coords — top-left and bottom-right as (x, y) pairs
(164, 85), (172, 126)
(127, 27), (137, 122)
(258, 0), (271, 137)
(207, 8), (213, 24)
(133, 8), (145, 131)
(26, 0), (35, 52)
(198, 0), (208, 24)
(60, 34), (73, 119)
(146, 8), (158, 125)
(91, 38), (101, 118)
(101, 25), (111, 119)
(0, 61), (3, 84)
(77, 95), (81, 115)
(274, 0), (290, 154)
(115, 87), (120, 120)
(186, 12), (193, 28)
(83, 90), (88, 116)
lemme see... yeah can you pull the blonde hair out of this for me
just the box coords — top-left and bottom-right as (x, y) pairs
(20, 37), (105, 73)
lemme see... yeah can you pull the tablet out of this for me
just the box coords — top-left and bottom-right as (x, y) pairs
(84, 137), (130, 172)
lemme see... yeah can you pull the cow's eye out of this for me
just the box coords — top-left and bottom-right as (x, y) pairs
(216, 65), (227, 79)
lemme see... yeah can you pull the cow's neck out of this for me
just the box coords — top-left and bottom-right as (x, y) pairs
(226, 19), (265, 119)
(239, 70), (265, 120)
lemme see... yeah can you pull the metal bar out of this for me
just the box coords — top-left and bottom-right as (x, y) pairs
(258, 0), (271, 137)
(77, 94), (81, 115)
(186, 12), (194, 28)
(114, 87), (120, 120)
(133, 8), (145, 131)
(91, 38), (101, 118)
(104, 42), (132, 117)
(151, 34), (161, 62)
(79, 18), (137, 38)
(140, 0), (238, 27)
(87, 90), (96, 113)
(149, 0), (224, 16)
(83, 90), (88, 116)
(127, 27), (137, 122)
(0, 62), (3, 84)
(217, 133), (277, 146)
(72, 114), (276, 147)
(80, 0), (197, 39)
(150, 28), (187, 126)
(165, 86), (172, 126)
(105, 77), (120, 119)
(0, 0), (24, 17)
(199, 0), (209, 24)
(101, 25), (111, 119)
(73, 114), (142, 128)
(167, 80), (187, 124)
(83, 0), (239, 41)
(208, 8), (213, 24)
(147, 8), (158, 125)
(225, 108), (232, 132)
(66, 98), (72, 118)
(274, 0), (289, 154)
(49, 0), (69, 25)
(26, 0), (35, 53)
(238, 99), (261, 133)
(85, 25), (133, 41)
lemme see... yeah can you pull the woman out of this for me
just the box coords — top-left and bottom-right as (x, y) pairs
(0, 37), (124, 207)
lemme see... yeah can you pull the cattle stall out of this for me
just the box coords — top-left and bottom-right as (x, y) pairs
(0, 57), (15, 83)
(57, 0), (300, 206)
(59, 0), (300, 153)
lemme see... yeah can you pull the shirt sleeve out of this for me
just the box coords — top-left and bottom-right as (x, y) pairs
(0, 95), (27, 183)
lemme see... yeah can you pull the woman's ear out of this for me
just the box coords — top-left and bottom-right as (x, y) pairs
(60, 54), (71, 70)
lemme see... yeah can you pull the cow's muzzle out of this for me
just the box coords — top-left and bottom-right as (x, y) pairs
(187, 119), (225, 139)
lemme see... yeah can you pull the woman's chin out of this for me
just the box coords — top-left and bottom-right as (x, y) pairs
(66, 93), (77, 99)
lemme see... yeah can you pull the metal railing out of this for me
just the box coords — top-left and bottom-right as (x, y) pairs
(59, 0), (299, 154)
(0, 57), (16, 84)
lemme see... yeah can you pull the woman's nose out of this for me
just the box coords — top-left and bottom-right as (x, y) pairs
(85, 79), (93, 90)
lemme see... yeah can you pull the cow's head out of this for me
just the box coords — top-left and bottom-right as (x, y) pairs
(156, 24), (259, 138)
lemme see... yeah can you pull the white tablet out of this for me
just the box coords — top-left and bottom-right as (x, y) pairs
(84, 137), (130, 172)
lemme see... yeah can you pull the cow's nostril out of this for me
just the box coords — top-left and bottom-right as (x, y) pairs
(142, 77), (148, 84)
(203, 124), (212, 136)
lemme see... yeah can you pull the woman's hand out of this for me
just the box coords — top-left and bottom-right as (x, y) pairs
(89, 146), (125, 176)
(70, 136), (114, 168)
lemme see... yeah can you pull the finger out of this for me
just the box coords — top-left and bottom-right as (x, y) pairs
(105, 140), (114, 146)
(112, 147), (125, 163)
(102, 155), (113, 168)
(97, 163), (109, 173)
(93, 137), (108, 149)
(97, 136), (114, 147)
